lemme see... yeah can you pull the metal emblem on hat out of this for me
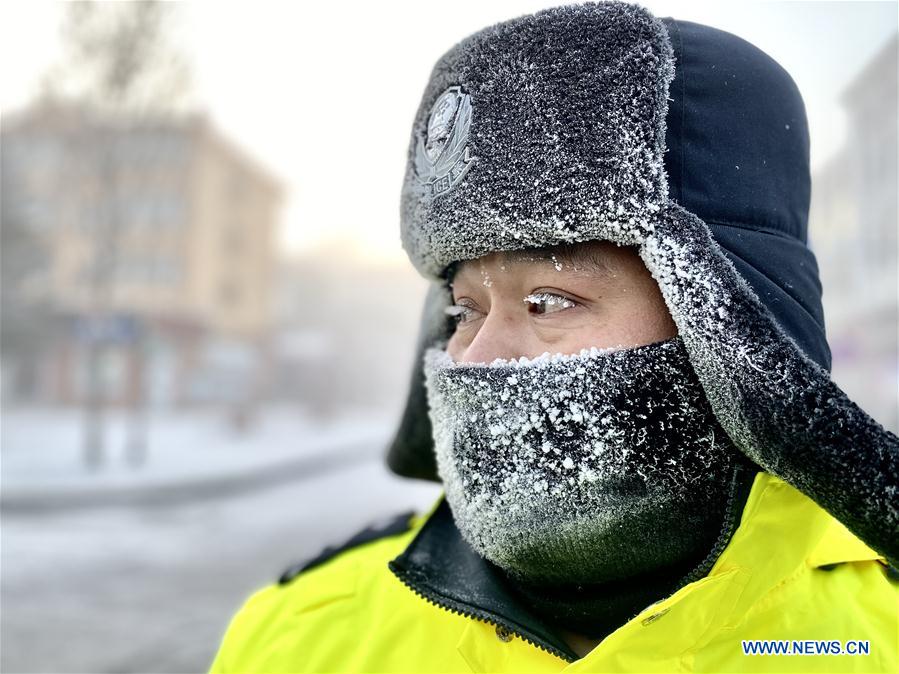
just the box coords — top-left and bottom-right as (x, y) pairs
(414, 86), (475, 199)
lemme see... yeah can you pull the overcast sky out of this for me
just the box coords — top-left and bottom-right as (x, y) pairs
(2, 1), (896, 263)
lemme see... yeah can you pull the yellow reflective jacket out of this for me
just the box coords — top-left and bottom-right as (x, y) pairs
(209, 471), (897, 673)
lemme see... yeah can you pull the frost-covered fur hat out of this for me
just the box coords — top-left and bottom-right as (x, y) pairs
(390, 1), (899, 565)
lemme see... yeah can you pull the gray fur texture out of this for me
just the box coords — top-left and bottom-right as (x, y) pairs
(401, 1), (673, 279)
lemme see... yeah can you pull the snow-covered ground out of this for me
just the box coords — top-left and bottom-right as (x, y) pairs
(2, 405), (396, 496)
(1, 405), (445, 673)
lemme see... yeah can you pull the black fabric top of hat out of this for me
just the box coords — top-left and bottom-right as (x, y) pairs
(661, 18), (831, 372)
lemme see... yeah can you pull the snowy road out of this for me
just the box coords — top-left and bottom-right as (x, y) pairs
(1, 456), (443, 674)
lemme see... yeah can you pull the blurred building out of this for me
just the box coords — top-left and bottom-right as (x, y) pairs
(273, 242), (428, 419)
(1, 103), (283, 409)
(809, 33), (898, 433)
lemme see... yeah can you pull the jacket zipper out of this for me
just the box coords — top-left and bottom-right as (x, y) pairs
(388, 561), (577, 663)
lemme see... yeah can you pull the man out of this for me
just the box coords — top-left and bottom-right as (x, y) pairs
(210, 2), (898, 671)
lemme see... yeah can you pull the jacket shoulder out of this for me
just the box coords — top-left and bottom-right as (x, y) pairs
(208, 508), (431, 674)
(277, 509), (418, 585)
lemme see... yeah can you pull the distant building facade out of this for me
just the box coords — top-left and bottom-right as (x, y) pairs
(272, 243), (429, 419)
(809, 34), (898, 433)
(1, 104), (283, 408)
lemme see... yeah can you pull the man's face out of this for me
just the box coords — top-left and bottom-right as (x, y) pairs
(446, 241), (677, 363)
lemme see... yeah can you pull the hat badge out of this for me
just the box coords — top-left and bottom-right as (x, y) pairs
(413, 86), (475, 199)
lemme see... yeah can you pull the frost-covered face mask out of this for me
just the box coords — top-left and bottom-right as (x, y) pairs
(422, 334), (745, 586)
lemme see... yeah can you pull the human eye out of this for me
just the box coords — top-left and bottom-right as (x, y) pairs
(523, 291), (579, 316)
(445, 299), (483, 325)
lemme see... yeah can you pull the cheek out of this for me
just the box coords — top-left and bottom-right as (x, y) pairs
(603, 298), (677, 346)
(543, 297), (667, 351)
(544, 321), (615, 352)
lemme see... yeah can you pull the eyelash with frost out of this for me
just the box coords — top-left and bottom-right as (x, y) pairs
(524, 292), (576, 308)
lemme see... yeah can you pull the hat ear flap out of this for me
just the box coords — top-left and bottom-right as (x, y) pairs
(641, 202), (899, 566)
(386, 281), (453, 481)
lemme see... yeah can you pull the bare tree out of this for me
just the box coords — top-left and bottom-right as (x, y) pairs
(0, 200), (56, 400)
(43, 1), (191, 114)
(40, 1), (192, 470)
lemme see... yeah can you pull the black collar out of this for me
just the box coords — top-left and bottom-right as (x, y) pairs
(389, 496), (581, 661)
(388, 461), (759, 663)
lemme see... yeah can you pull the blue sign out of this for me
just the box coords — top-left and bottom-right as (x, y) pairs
(73, 314), (142, 344)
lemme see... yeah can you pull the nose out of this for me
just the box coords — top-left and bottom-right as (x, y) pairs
(454, 308), (525, 364)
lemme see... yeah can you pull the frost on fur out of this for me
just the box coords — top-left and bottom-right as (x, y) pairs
(422, 336), (745, 584)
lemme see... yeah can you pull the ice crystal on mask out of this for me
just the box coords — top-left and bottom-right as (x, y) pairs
(423, 335), (743, 584)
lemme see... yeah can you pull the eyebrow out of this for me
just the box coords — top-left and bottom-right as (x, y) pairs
(447, 242), (618, 284)
(505, 244), (617, 277)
